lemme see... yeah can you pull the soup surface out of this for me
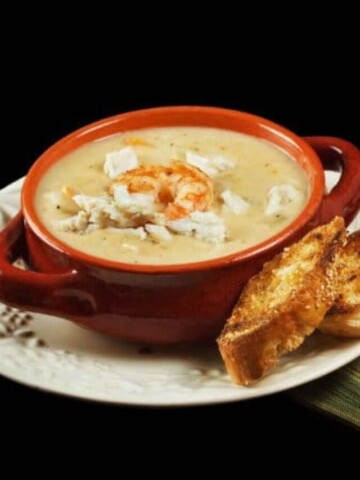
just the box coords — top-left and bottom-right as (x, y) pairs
(35, 127), (308, 265)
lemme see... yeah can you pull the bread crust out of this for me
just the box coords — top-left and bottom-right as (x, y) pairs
(217, 217), (346, 385)
(319, 231), (360, 338)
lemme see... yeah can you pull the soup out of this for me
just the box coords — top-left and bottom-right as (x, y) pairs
(35, 127), (309, 265)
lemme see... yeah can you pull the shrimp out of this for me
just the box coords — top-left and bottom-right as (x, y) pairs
(111, 161), (213, 220)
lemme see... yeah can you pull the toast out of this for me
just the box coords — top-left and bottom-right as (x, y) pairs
(217, 217), (346, 386)
(319, 231), (360, 338)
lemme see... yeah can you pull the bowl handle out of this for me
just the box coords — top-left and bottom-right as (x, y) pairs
(0, 211), (95, 316)
(305, 136), (360, 225)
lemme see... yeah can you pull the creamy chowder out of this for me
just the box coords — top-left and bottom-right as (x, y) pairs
(35, 127), (308, 265)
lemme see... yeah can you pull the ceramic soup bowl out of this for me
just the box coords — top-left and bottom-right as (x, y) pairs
(0, 107), (359, 343)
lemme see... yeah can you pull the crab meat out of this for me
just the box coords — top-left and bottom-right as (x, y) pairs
(186, 152), (234, 176)
(265, 184), (303, 216)
(104, 147), (139, 179)
(221, 190), (250, 214)
(169, 211), (226, 244)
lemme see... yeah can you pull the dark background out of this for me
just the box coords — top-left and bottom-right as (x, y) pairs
(3, 81), (359, 188)
(1, 51), (359, 447)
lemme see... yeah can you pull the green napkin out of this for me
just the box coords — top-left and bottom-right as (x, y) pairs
(290, 357), (360, 429)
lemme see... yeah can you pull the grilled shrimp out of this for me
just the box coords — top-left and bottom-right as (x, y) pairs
(111, 161), (213, 220)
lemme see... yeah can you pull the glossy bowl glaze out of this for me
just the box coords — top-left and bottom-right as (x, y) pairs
(0, 107), (359, 343)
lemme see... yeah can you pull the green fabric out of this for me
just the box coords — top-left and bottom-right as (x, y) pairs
(290, 357), (360, 429)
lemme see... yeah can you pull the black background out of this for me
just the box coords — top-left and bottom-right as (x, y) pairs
(3, 80), (359, 188)
(1, 49), (359, 448)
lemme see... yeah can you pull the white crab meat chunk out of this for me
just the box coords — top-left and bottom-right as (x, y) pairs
(186, 151), (234, 177)
(221, 190), (250, 214)
(73, 194), (113, 222)
(112, 185), (131, 206)
(72, 194), (111, 211)
(54, 211), (89, 233)
(106, 227), (147, 240)
(169, 211), (226, 244)
(265, 184), (303, 216)
(45, 190), (79, 214)
(186, 152), (218, 176)
(72, 194), (129, 229)
(145, 224), (172, 242)
(104, 147), (139, 179)
(212, 156), (235, 171)
(112, 185), (154, 211)
(124, 227), (147, 240)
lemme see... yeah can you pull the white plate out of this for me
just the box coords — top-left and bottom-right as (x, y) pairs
(0, 176), (359, 406)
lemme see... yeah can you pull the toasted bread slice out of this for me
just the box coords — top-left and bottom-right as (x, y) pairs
(319, 231), (360, 338)
(217, 217), (346, 386)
